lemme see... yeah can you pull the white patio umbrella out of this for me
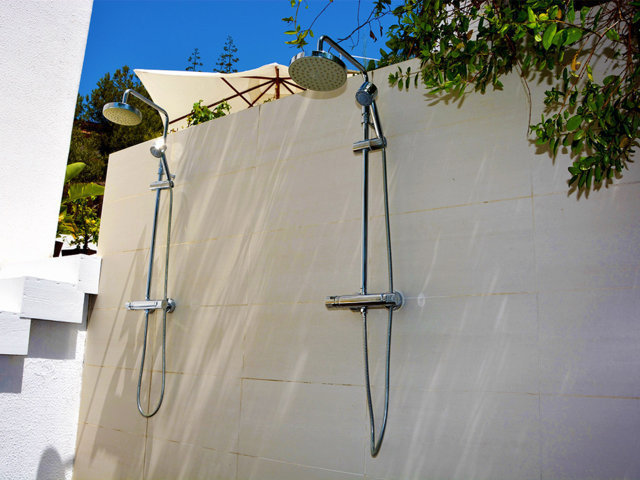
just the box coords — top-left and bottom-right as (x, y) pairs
(134, 63), (305, 130)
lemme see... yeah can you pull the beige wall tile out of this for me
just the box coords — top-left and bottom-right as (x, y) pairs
(169, 168), (267, 244)
(78, 365), (148, 435)
(98, 192), (158, 255)
(256, 83), (362, 161)
(534, 183), (640, 291)
(385, 127), (532, 214)
(237, 456), (364, 480)
(389, 197), (535, 297)
(239, 379), (365, 473)
(84, 308), (143, 369)
(146, 373), (241, 453)
(91, 251), (147, 310)
(539, 288), (640, 397)
(168, 106), (260, 180)
(249, 148), (362, 232)
(103, 138), (162, 201)
(167, 239), (252, 308)
(144, 437), (237, 480)
(155, 305), (247, 377)
(246, 221), (362, 305)
(365, 389), (540, 480)
(541, 395), (640, 479)
(243, 303), (363, 385)
(74, 423), (145, 480)
(366, 293), (539, 393)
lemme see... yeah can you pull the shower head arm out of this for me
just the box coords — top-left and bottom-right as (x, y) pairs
(122, 89), (174, 185)
(122, 89), (169, 142)
(318, 35), (369, 82)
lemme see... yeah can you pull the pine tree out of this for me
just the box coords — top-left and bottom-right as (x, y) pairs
(214, 36), (239, 73)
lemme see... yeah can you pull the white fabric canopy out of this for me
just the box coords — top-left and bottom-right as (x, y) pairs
(135, 63), (304, 130)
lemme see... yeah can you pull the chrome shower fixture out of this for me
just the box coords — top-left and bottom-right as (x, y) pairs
(103, 89), (176, 418)
(291, 35), (402, 457)
(356, 81), (377, 107)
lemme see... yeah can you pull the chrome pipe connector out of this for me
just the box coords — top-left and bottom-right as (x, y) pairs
(126, 298), (176, 313)
(325, 292), (403, 311)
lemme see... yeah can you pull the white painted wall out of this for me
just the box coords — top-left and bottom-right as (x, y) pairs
(0, 1), (93, 479)
(0, 0), (92, 264)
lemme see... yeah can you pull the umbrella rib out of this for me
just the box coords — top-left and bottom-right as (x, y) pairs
(249, 80), (275, 106)
(221, 78), (253, 106)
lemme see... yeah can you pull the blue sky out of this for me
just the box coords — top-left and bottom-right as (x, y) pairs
(78, 0), (397, 97)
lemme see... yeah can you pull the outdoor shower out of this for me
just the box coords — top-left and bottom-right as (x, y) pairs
(103, 90), (176, 417)
(290, 36), (403, 457)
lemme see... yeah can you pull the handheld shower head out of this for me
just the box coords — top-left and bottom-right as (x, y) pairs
(289, 51), (347, 91)
(103, 102), (142, 126)
(356, 81), (378, 107)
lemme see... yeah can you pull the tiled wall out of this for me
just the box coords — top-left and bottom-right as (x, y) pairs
(74, 59), (640, 479)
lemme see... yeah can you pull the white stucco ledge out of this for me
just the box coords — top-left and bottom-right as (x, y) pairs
(0, 255), (101, 355)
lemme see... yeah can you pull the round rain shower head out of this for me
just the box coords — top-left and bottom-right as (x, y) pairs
(356, 81), (378, 107)
(103, 102), (143, 126)
(289, 51), (347, 92)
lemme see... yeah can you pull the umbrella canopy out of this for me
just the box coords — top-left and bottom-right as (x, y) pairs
(134, 63), (304, 130)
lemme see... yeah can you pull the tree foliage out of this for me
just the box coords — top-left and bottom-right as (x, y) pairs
(186, 47), (204, 71)
(214, 35), (240, 73)
(58, 162), (104, 250)
(286, 0), (639, 191)
(187, 100), (231, 127)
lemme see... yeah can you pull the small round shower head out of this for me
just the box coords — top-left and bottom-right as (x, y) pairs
(289, 51), (347, 92)
(103, 102), (143, 126)
(356, 81), (377, 107)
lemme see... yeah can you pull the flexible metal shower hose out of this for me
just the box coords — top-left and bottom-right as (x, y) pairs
(137, 184), (173, 418)
(363, 146), (394, 457)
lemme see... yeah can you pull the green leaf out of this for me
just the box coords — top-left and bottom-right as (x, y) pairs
(566, 114), (583, 131)
(580, 6), (590, 24)
(65, 162), (86, 183)
(564, 28), (582, 45)
(605, 28), (620, 42)
(542, 23), (557, 50)
(578, 172), (587, 188)
(567, 2), (575, 23)
(527, 7), (536, 23)
(67, 183), (105, 202)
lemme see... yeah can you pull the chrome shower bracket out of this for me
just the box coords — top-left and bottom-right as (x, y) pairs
(150, 174), (176, 190)
(325, 291), (403, 311)
(127, 298), (176, 313)
(353, 137), (386, 152)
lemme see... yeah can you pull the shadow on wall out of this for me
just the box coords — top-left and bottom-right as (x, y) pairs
(28, 319), (84, 360)
(0, 356), (24, 393)
(0, 304), (87, 393)
(36, 446), (72, 480)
